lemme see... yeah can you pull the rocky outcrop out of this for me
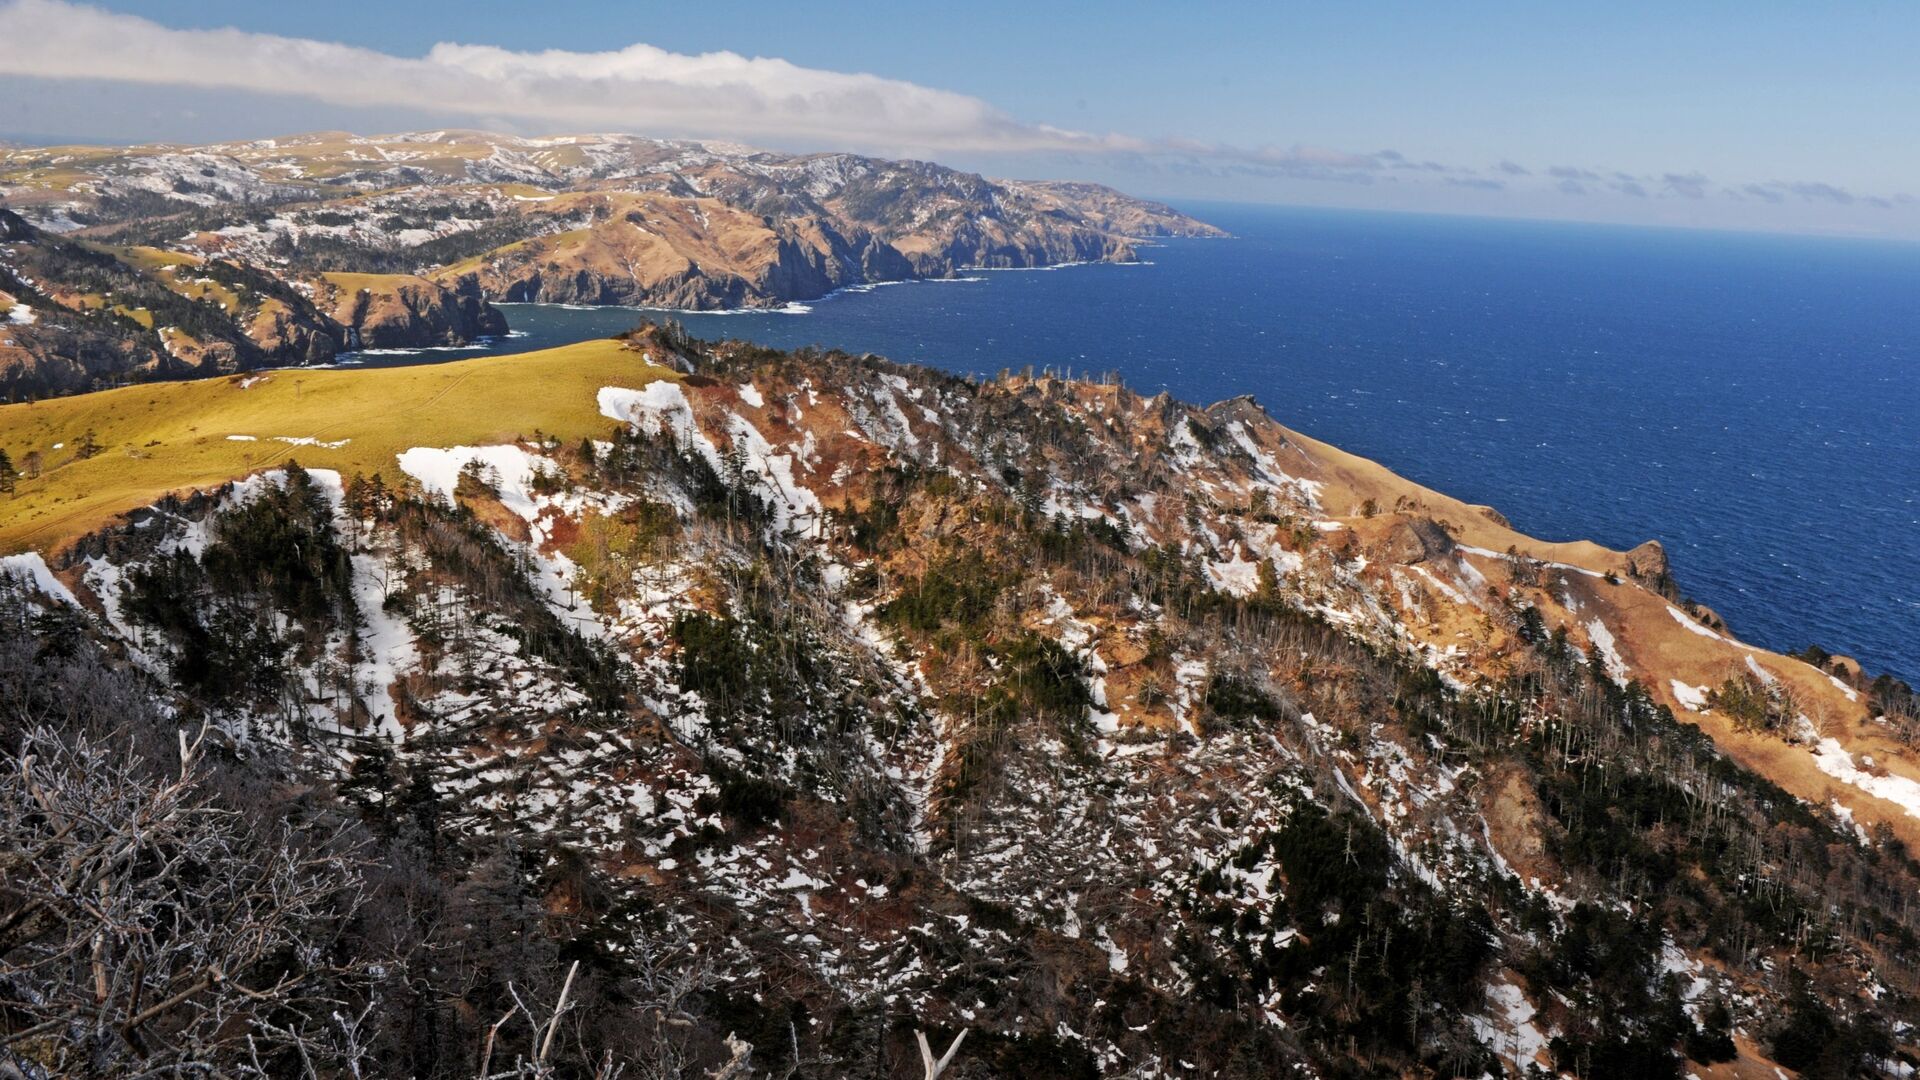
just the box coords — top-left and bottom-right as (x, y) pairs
(246, 301), (339, 367)
(1625, 537), (1670, 580)
(0, 320), (160, 399)
(323, 273), (508, 350)
(1381, 516), (1457, 563)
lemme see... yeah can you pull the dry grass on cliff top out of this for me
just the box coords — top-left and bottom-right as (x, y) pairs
(0, 337), (675, 554)
(320, 271), (438, 296)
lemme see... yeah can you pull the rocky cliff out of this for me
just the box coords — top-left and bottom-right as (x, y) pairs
(3, 130), (1225, 317)
(321, 271), (508, 349)
(2, 327), (1915, 1078)
(0, 208), (508, 398)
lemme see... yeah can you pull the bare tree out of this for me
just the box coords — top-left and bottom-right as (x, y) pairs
(482, 960), (585, 1080)
(625, 924), (724, 1080)
(0, 725), (373, 1078)
(916, 1028), (967, 1079)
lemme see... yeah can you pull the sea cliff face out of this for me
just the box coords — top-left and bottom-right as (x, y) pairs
(1, 131), (1224, 340)
(2, 327), (1914, 1078)
(323, 271), (508, 350)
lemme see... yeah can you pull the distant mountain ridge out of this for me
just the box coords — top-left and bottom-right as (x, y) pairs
(0, 130), (1221, 397)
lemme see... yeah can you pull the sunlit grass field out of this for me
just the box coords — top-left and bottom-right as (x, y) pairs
(0, 337), (675, 553)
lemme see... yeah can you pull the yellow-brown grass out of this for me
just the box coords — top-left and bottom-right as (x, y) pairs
(0, 337), (674, 554)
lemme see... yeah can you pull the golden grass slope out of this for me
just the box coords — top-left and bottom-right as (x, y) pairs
(0, 338), (674, 554)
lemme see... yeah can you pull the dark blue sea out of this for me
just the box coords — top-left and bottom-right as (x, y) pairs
(351, 204), (1920, 684)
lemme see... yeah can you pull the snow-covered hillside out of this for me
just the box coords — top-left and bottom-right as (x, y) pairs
(5, 327), (1917, 1078)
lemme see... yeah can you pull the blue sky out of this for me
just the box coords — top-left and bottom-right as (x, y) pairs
(2, 0), (1917, 238)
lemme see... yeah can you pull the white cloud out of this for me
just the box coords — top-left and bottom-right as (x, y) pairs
(16, 0), (1905, 232)
(0, 0), (1400, 179)
(0, 0), (1132, 157)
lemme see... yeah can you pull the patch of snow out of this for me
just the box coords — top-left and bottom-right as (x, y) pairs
(597, 382), (724, 473)
(1206, 548), (1262, 597)
(776, 868), (828, 891)
(1813, 738), (1920, 821)
(1670, 680), (1710, 711)
(1096, 927), (1129, 972)
(1830, 799), (1872, 846)
(1412, 564), (1469, 607)
(1, 553), (78, 606)
(599, 381), (692, 429)
(1224, 420), (1323, 506)
(396, 444), (548, 520)
(1660, 940), (1714, 1019)
(1458, 544), (1608, 581)
(1169, 658), (1210, 734)
(1585, 618), (1628, 684)
(303, 470), (419, 737)
(724, 412), (824, 537)
(347, 550), (418, 738)
(1468, 978), (1548, 1067)
(1822, 671), (1860, 702)
(1667, 605), (1724, 641)
(737, 383), (764, 407)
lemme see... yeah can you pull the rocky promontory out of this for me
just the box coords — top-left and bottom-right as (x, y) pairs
(3, 130), (1225, 324)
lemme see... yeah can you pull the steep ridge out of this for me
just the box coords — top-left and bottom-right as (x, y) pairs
(1, 130), (1222, 324)
(1, 327), (1915, 1078)
(319, 270), (508, 350)
(0, 207), (507, 398)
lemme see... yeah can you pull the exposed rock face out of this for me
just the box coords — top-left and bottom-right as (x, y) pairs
(0, 319), (155, 399)
(1004, 179), (1233, 239)
(0, 131), (1222, 396)
(245, 300), (338, 366)
(1381, 516), (1456, 563)
(1625, 537), (1670, 580)
(323, 273), (509, 350)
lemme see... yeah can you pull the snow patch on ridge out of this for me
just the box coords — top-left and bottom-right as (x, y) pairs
(1670, 680), (1710, 711)
(1207, 547), (1263, 597)
(1813, 738), (1920, 821)
(1667, 605), (1724, 641)
(1585, 618), (1628, 684)
(397, 444), (548, 520)
(1, 553), (77, 605)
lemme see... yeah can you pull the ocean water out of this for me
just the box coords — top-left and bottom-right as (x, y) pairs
(347, 204), (1920, 684)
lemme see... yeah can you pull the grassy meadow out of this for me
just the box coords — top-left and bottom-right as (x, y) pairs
(0, 337), (675, 553)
